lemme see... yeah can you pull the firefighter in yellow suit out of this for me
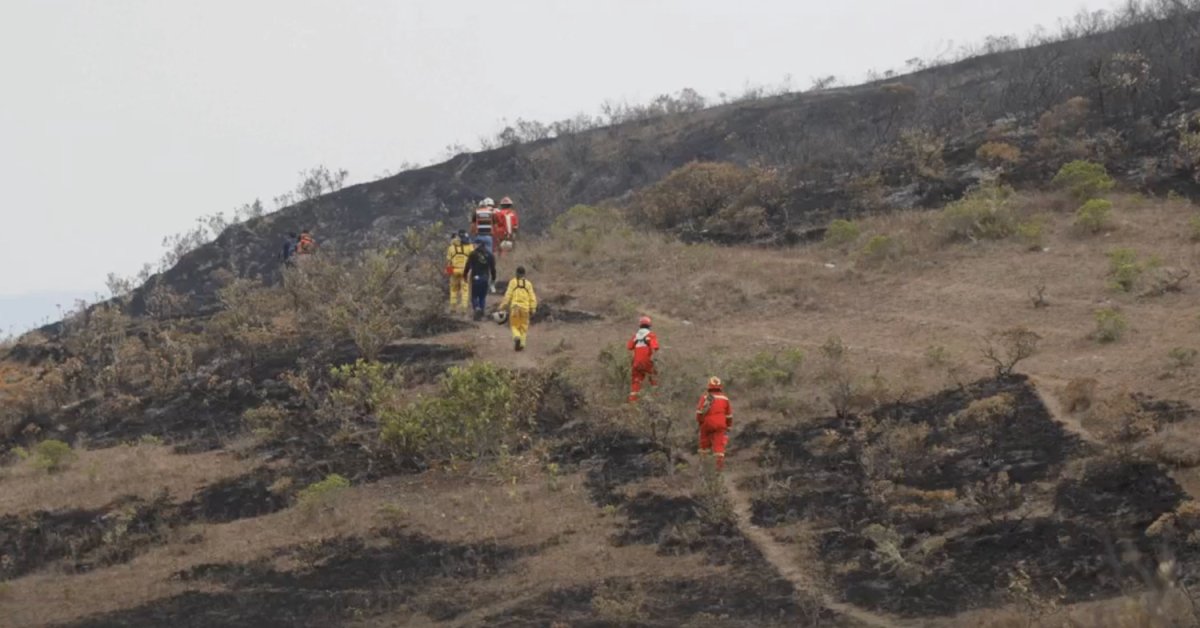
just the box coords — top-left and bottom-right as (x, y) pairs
(498, 265), (538, 351)
(445, 231), (471, 313)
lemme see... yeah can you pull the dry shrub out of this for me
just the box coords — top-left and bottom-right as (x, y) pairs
(976, 141), (1023, 167)
(1092, 391), (1155, 444)
(955, 393), (1016, 431)
(980, 327), (1041, 376)
(1140, 424), (1200, 468)
(1142, 267), (1190, 298)
(1037, 97), (1091, 157)
(894, 128), (947, 179)
(619, 161), (784, 239)
(591, 581), (646, 622)
(1061, 378), (1098, 413)
(632, 161), (756, 229)
(858, 418), (932, 482)
(281, 225), (445, 360)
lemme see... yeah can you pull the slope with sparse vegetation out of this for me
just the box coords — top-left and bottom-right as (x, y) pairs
(7, 4), (1200, 626)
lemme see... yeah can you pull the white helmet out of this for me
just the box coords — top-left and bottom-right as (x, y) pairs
(492, 310), (508, 324)
(481, 197), (495, 207)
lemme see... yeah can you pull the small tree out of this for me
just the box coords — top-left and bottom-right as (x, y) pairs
(981, 327), (1041, 376)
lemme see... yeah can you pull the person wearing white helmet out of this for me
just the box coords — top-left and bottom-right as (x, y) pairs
(470, 198), (496, 255)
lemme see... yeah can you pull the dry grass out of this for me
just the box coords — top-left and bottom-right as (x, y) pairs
(0, 444), (254, 515)
(8, 193), (1200, 626)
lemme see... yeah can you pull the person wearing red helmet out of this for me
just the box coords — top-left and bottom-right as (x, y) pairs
(493, 197), (519, 257)
(626, 315), (659, 402)
(696, 376), (733, 470)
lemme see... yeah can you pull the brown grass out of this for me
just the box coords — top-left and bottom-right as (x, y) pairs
(0, 444), (254, 515)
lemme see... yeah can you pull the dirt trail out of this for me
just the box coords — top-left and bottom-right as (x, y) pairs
(1026, 373), (1105, 447)
(718, 472), (909, 628)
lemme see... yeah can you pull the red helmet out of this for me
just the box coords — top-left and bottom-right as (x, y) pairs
(500, 196), (513, 207)
(639, 316), (652, 327)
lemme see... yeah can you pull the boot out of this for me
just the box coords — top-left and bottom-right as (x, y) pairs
(473, 309), (483, 321)
(514, 337), (522, 352)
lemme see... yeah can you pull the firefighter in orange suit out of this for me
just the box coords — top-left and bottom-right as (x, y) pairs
(626, 316), (659, 402)
(696, 377), (733, 470)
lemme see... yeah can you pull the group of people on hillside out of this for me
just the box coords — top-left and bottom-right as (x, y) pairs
(446, 196), (536, 351)
(281, 230), (317, 263)
(282, 196), (732, 470)
(452, 197), (731, 470)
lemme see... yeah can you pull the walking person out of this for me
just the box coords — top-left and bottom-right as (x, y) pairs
(444, 231), (471, 314)
(696, 377), (733, 471)
(464, 237), (496, 321)
(626, 316), (659, 402)
(498, 266), (538, 351)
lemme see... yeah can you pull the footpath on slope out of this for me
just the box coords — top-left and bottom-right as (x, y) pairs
(713, 464), (910, 628)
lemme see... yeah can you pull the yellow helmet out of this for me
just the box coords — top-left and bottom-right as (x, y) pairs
(707, 376), (723, 390)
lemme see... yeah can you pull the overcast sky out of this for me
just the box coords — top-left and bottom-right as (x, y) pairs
(1, 0), (1108, 333)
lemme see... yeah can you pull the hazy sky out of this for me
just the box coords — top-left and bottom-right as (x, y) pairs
(1, 0), (1107, 332)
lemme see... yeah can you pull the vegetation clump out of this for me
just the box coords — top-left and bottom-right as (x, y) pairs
(1074, 198), (1113, 233)
(1053, 160), (1115, 201)
(31, 439), (75, 473)
(380, 362), (540, 463)
(732, 348), (804, 389)
(824, 219), (861, 247)
(1094, 307), (1128, 343)
(297, 473), (351, 509)
(938, 183), (1017, 242)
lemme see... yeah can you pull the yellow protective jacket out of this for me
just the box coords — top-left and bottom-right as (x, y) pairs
(500, 277), (538, 311)
(445, 240), (470, 274)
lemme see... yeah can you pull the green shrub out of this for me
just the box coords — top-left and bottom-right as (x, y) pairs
(1016, 219), (1045, 250)
(1052, 160), (1114, 201)
(824, 219), (861, 247)
(380, 362), (536, 462)
(1168, 347), (1198, 370)
(32, 439), (75, 473)
(938, 183), (1016, 242)
(297, 473), (350, 508)
(326, 360), (406, 419)
(1107, 248), (1142, 292)
(1075, 199), (1113, 233)
(860, 234), (901, 265)
(1095, 308), (1128, 343)
(732, 348), (804, 389)
(1189, 215), (1200, 242)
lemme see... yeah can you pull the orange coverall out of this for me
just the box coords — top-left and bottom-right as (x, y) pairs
(696, 390), (733, 469)
(626, 328), (659, 401)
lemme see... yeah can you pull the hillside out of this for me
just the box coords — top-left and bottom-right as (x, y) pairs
(7, 5), (1200, 628)
(131, 7), (1200, 313)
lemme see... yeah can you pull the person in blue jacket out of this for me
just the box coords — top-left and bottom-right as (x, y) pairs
(463, 237), (496, 321)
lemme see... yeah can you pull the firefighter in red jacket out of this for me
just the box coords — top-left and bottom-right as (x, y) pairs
(493, 196), (519, 258)
(696, 377), (733, 470)
(626, 316), (659, 402)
